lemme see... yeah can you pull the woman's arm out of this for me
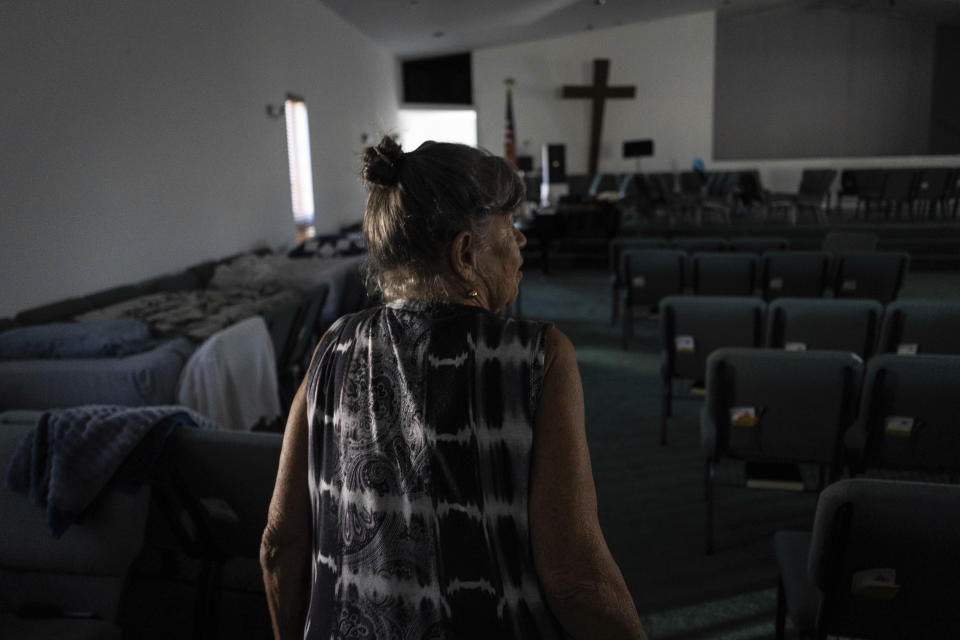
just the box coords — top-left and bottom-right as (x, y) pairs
(261, 379), (312, 640)
(529, 327), (647, 640)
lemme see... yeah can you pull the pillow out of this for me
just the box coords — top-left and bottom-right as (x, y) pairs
(0, 318), (159, 360)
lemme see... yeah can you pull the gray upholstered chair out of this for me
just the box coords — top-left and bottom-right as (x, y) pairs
(670, 236), (728, 254)
(775, 478), (960, 640)
(621, 249), (686, 349)
(845, 354), (960, 479)
(727, 236), (790, 253)
(0, 417), (151, 639)
(659, 296), (765, 446)
(701, 348), (863, 554)
(760, 250), (831, 300)
(608, 237), (668, 324)
(691, 252), (759, 296)
(765, 298), (883, 360)
(154, 426), (282, 638)
(877, 299), (960, 355)
(832, 251), (909, 304)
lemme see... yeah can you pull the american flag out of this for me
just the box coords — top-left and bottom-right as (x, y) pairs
(504, 80), (518, 170)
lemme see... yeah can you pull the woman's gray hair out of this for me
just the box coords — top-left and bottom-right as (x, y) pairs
(360, 137), (524, 302)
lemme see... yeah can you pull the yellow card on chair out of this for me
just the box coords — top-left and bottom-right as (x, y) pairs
(730, 407), (758, 427)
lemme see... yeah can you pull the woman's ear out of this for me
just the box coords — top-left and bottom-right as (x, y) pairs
(449, 230), (476, 283)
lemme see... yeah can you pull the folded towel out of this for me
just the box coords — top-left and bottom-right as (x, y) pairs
(5, 405), (217, 537)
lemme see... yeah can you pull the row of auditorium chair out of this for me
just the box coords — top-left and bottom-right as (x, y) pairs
(0, 413), (282, 639)
(619, 248), (910, 348)
(658, 296), (959, 446)
(699, 347), (960, 557)
(524, 166), (960, 225)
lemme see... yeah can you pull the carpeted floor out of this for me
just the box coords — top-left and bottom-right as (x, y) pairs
(120, 265), (960, 639)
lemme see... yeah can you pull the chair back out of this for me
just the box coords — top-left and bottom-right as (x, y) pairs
(0, 420), (151, 623)
(671, 236), (728, 253)
(728, 236), (789, 253)
(878, 299), (960, 355)
(703, 348), (862, 464)
(766, 298), (882, 360)
(691, 252), (758, 296)
(797, 169), (837, 204)
(285, 284), (330, 371)
(609, 236), (668, 278)
(807, 478), (960, 639)
(157, 426), (283, 561)
(761, 250), (831, 300)
(589, 173), (619, 196)
(623, 249), (686, 309)
(821, 231), (878, 253)
(833, 251), (909, 304)
(660, 296), (765, 382)
(914, 168), (952, 202)
(848, 354), (960, 475)
(880, 169), (916, 202)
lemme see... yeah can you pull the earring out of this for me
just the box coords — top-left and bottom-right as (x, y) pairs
(466, 289), (479, 298)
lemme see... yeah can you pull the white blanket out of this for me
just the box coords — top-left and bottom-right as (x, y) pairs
(176, 316), (280, 431)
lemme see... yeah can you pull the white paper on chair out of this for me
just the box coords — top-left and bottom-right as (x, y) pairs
(675, 335), (695, 353)
(730, 406), (759, 427)
(884, 416), (914, 437)
(896, 343), (919, 355)
(784, 341), (807, 352)
(852, 568), (900, 599)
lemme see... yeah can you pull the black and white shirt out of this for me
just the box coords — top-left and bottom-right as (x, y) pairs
(303, 300), (563, 640)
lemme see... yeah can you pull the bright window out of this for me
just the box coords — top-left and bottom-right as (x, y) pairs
(397, 108), (478, 150)
(284, 97), (315, 227)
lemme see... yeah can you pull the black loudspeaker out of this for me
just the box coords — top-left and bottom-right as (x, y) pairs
(623, 139), (654, 158)
(541, 144), (566, 184)
(516, 155), (534, 173)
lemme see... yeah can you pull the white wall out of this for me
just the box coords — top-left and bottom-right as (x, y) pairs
(473, 12), (716, 176)
(715, 7), (936, 159)
(0, 0), (397, 317)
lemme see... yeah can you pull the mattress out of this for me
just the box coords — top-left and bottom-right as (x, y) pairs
(0, 338), (195, 411)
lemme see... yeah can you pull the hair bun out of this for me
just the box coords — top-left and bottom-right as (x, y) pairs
(363, 136), (404, 187)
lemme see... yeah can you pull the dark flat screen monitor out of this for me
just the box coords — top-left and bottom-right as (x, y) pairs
(623, 139), (654, 158)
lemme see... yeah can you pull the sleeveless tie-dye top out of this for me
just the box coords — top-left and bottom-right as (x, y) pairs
(303, 300), (563, 640)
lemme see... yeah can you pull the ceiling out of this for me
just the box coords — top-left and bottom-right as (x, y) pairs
(320, 0), (960, 59)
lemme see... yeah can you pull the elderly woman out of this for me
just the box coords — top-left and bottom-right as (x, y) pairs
(260, 137), (646, 640)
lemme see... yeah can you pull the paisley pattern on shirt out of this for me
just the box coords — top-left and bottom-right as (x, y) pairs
(302, 301), (562, 640)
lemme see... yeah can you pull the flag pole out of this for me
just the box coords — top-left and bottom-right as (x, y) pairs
(504, 78), (518, 171)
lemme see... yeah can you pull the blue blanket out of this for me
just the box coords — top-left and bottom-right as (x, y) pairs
(5, 405), (217, 537)
(0, 318), (159, 360)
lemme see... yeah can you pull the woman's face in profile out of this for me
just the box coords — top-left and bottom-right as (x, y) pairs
(474, 210), (527, 312)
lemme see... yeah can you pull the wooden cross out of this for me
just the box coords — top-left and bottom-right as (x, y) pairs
(561, 59), (636, 176)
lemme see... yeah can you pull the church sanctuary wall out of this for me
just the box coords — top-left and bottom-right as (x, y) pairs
(473, 12), (716, 177)
(0, 0), (397, 317)
(714, 6), (937, 160)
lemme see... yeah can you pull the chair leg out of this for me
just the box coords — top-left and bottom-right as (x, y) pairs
(705, 459), (715, 555)
(193, 560), (213, 640)
(776, 577), (787, 640)
(622, 302), (633, 350)
(611, 281), (620, 325)
(660, 377), (672, 446)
